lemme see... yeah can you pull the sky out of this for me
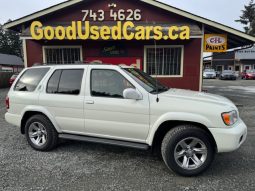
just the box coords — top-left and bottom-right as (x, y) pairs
(0, 0), (251, 31)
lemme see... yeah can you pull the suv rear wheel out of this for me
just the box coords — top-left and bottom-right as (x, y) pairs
(25, 114), (58, 151)
(161, 125), (215, 176)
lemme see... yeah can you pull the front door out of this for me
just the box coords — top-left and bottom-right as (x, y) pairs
(84, 67), (150, 142)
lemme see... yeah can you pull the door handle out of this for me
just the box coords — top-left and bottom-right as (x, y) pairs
(85, 100), (94, 104)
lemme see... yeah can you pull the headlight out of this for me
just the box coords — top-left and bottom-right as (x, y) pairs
(221, 110), (238, 126)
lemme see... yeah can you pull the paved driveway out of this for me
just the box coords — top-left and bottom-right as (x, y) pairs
(0, 80), (255, 190)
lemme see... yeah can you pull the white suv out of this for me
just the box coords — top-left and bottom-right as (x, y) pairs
(5, 64), (247, 176)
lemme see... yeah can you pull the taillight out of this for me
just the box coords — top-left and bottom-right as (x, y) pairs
(5, 96), (9, 110)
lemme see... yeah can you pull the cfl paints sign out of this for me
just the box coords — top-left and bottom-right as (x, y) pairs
(30, 8), (191, 41)
(204, 34), (227, 52)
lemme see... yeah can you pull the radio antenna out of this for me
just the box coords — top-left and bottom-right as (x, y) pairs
(154, 38), (159, 103)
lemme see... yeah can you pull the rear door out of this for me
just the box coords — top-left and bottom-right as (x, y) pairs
(39, 68), (86, 133)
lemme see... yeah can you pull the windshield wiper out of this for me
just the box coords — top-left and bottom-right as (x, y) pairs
(150, 86), (169, 93)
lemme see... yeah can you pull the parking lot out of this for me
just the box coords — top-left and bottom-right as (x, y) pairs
(0, 79), (255, 191)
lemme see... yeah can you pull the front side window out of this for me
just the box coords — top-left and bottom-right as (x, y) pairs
(44, 47), (81, 64)
(146, 46), (183, 76)
(47, 69), (84, 95)
(14, 68), (49, 92)
(91, 70), (134, 98)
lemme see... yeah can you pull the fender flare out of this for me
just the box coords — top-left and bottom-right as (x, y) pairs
(20, 105), (62, 133)
(146, 112), (213, 145)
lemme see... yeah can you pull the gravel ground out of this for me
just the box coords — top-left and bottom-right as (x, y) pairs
(0, 79), (255, 191)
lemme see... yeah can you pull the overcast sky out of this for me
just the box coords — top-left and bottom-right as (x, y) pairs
(0, 0), (250, 31)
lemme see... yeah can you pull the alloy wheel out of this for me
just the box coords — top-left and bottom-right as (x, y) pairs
(174, 137), (208, 170)
(28, 122), (48, 147)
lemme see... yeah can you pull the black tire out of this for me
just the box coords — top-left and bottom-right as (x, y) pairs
(161, 125), (215, 176)
(25, 114), (58, 151)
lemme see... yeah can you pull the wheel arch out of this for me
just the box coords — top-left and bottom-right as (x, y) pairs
(20, 107), (61, 134)
(150, 120), (217, 154)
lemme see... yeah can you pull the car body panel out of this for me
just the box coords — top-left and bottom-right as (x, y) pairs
(5, 64), (247, 153)
(203, 69), (216, 79)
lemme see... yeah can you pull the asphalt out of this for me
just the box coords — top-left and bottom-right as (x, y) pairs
(0, 79), (255, 191)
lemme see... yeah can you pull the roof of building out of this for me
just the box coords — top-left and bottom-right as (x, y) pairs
(0, 53), (24, 66)
(3, 0), (255, 48)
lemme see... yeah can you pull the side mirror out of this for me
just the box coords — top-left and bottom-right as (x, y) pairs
(123, 88), (142, 100)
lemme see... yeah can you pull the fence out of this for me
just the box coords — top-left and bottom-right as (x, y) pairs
(0, 72), (13, 88)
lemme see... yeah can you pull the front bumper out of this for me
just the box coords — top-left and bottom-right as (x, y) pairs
(209, 119), (247, 153)
(247, 76), (255, 79)
(221, 76), (236, 80)
(203, 75), (216, 79)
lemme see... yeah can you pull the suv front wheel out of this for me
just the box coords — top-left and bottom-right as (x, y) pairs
(25, 114), (58, 151)
(161, 125), (215, 176)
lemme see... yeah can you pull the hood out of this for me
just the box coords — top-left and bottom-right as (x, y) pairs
(160, 88), (235, 107)
(203, 72), (216, 75)
(222, 73), (235, 76)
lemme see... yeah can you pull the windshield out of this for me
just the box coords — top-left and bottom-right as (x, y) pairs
(222, 70), (234, 74)
(123, 68), (169, 93)
(204, 69), (215, 72)
(247, 70), (255, 73)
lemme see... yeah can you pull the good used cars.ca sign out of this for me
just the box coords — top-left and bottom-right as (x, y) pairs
(204, 34), (227, 52)
(30, 8), (191, 41)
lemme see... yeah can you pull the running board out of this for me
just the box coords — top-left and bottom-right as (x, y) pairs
(59, 134), (150, 150)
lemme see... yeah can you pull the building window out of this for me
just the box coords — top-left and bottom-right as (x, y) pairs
(145, 46), (183, 76)
(43, 46), (82, 64)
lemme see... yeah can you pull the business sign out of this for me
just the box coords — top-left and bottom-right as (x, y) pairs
(235, 46), (255, 60)
(204, 34), (227, 52)
(30, 7), (191, 41)
(101, 43), (127, 57)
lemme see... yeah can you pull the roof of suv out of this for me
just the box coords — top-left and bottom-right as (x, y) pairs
(30, 64), (135, 70)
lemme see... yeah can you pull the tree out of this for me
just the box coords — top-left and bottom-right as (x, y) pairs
(236, 0), (255, 36)
(0, 20), (22, 58)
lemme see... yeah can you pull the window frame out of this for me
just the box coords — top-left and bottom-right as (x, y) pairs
(90, 69), (135, 99)
(42, 46), (83, 64)
(46, 69), (84, 96)
(144, 45), (184, 78)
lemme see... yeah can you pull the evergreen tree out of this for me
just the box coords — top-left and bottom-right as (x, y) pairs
(236, 0), (255, 36)
(0, 20), (22, 58)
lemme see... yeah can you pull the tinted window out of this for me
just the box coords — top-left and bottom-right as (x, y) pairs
(15, 68), (49, 92)
(123, 68), (168, 93)
(47, 70), (62, 93)
(91, 70), (134, 98)
(47, 69), (84, 95)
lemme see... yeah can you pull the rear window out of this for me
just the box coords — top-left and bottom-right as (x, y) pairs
(14, 68), (50, 92)
(47, 69), (84, 95)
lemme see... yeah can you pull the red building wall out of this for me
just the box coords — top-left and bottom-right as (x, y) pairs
(25, 0), (202, 91)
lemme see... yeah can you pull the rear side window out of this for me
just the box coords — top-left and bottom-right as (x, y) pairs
(47, 69), (84, 95)
(14, 68), (50, 92)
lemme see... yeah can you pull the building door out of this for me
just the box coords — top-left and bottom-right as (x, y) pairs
(235, 65), (240, 72)
(216, 65), (223, 72)
(228, 66), (233, 71)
